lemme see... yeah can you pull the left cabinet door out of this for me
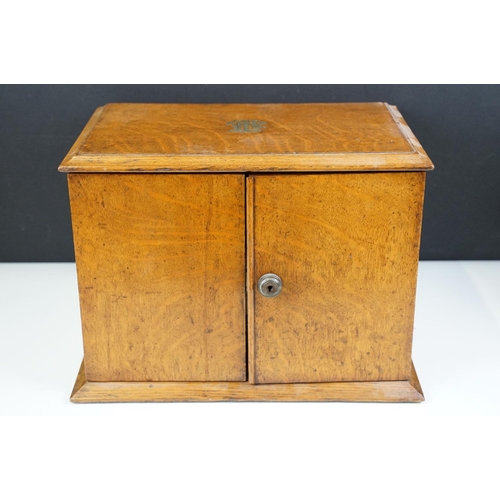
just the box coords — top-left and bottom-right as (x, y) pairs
(69, 174), (246, 382)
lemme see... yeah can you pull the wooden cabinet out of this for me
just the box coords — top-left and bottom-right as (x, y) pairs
(60, 103), (433, 403)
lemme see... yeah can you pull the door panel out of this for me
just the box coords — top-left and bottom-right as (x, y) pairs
(251, 173), (425, 384)
(69, 174), (246, 382)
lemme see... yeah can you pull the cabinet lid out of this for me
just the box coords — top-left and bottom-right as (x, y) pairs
(59, 103), (434, 172)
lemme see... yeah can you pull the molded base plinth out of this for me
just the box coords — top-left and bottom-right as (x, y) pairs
(70, 360), (424, 403)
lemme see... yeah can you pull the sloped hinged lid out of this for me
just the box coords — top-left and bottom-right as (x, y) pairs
(59, 103), (434, 172)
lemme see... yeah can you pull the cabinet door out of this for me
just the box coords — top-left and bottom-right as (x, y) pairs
(69, 174), (246, 382)
(249, 173), (425, 384)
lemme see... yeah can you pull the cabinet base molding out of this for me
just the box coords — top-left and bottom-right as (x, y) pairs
(70, 360), (424, 403)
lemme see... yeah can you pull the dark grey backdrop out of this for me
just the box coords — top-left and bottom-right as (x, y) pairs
(1, 84), (499, 262)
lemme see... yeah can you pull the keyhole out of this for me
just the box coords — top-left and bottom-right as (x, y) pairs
(258, 274), (282, 298)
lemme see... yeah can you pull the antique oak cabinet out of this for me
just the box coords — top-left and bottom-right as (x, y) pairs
(59, 103), (433, 403)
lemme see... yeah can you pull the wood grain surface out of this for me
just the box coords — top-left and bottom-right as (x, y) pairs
(59, 103), (434, 172)
(246, 176), (256, 384)
(68, 173), (246, 382)
(63, 103), (431, 403)
(70, 359), (424, 403)
(250, 173), (425, 384)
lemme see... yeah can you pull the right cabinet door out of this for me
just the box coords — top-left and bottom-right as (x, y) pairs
(249, 173), (425, 384)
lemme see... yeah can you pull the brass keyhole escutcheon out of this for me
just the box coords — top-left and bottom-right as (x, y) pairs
(258, 274), (283, 298)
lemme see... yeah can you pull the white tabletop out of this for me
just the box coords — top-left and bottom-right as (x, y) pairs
(1, 261), (499, 416)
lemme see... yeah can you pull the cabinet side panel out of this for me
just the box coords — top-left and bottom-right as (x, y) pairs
(68, 174), (246, 382)
(254, 173), (425, 383)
